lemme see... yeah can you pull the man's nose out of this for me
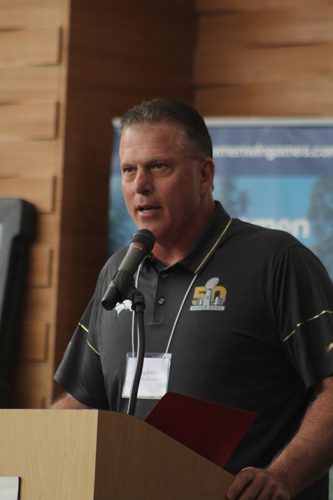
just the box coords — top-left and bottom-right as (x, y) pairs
(134, 168), (153, 195)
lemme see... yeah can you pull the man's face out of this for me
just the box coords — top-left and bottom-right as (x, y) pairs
(119, 122), (213, 248)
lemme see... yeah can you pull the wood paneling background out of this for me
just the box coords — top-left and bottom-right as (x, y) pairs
(194, 0), (333, 116)
(0, 0), (67, 408)
(0, 0), (194, 407)
(1, 0), (332, 408)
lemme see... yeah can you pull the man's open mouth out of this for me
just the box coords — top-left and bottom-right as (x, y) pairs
(137, 205), (160, 213)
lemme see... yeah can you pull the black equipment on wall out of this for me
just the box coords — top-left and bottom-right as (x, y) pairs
(0, 198), (36, 407)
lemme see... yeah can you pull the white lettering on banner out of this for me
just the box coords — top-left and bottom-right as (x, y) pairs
(244, 218), (311, 240)
(213, 144), (333, 162)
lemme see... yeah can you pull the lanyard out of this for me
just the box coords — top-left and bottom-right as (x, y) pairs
(130, 266), (197, 357)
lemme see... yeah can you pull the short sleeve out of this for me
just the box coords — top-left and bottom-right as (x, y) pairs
(272, 244), (333, 387)
(54, 296), (109, 409)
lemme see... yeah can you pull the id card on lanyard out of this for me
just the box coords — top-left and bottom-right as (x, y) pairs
(122, 263), (198, 401)
(122, 353), (172, 399)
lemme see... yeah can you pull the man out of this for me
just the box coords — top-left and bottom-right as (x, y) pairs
(53, 98), (333, 499)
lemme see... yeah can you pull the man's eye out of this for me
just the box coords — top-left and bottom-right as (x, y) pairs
(122, 167), (135, 175)
(151, 163), (167, 170)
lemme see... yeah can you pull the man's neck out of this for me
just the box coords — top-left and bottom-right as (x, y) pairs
(152, 244), (191, 268)
(152, 202), (216, 267)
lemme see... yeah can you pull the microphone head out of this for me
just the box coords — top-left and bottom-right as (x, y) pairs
(101, 229), (155, 311)
(131, 229), (155, 254)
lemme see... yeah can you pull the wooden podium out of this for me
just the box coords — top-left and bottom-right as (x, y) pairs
(0, 409), (234, 499)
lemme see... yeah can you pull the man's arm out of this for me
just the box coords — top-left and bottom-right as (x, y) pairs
(226, 375), (333, 499)
(50, 392), (90, 409)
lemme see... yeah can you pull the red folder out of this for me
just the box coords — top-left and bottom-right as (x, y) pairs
(146, 392), (257, 468)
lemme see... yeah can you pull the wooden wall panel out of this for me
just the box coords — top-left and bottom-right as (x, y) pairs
(194, 0), (333, 117)
(0, 28), (61, 67)
(196, 82), (333, 116)
(194, 45), (333, 86)
(0, 0), (63, 28)
(196, 0), (333, 13)
(18, 322), (50, 362)
(0, 141), (56, 177)
(11, 362), (50, 408)
(35, 214), (57, 245)
(197, 9), (333, 45)
(28, 246), (53, 287)
(0, 177), (55, 213)
(21, 288), (53, 323)
(0, 0), (67, 410)
(65, 0), (194, 137)
(0, 66), (59, 102)
(0, 102), (58, 140)
(0, 0), (194, 408)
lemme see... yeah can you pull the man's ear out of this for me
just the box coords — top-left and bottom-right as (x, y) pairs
(200, 158), (215, 194)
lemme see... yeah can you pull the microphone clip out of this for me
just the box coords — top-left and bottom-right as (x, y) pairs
(101, 270), (145, 312)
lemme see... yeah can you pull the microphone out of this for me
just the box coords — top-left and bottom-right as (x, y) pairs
(101, 229), (155, 310)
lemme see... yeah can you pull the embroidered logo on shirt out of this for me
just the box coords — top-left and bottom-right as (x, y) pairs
(114, 299), (132, 315)
(190, 277), (227, 311)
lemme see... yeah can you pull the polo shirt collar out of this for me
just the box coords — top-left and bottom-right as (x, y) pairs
(180, 201), (232, 274)
(146, 201), (232, 274)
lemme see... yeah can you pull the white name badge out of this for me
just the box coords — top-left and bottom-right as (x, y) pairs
(122, 353), (172, 400)
(0, 477), (20, 500)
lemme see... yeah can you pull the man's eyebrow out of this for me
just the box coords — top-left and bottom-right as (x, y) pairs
(120, 162), (134, 168)
(147, 158), (171, 164)
(122, 157), (172, 168)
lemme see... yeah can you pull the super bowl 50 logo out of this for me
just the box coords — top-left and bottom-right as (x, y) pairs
(190, 277), (226, 311)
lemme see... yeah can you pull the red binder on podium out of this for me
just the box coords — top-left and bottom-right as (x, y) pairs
(146, 392), (257, 468)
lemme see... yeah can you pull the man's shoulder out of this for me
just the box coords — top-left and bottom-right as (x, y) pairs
(225, 218), (306, 262)
(232, 217), (302, 248)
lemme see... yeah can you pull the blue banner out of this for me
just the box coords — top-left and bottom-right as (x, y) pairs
(108, 118), (333, 280)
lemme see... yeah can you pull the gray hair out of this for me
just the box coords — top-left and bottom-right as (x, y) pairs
(120, 98), (213, 158)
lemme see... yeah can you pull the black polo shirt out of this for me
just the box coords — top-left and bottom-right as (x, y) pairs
(55, 202), (333, 499)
